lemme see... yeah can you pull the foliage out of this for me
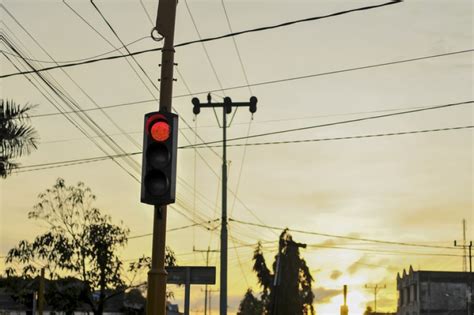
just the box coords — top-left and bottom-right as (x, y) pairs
(364, 306), (373, 315)
(5, 178), (129, 314)
(4, 178), (178, 314)
(251, 229), (315, 315)
(237, 288), (264, 315)
(0, 99), (38, 178)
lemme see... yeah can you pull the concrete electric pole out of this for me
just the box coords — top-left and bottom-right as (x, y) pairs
(191, 95), (257, 315)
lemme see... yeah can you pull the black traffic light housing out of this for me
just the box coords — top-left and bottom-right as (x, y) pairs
(141, 111), (178, 205)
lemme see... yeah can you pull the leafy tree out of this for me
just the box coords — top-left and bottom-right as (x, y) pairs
(252, 229), (315, 315)
(237, 288), (264, 315)
(0, 99), (38, 178)
(364, 306), (373, 315)
(4, 178), (158, 314)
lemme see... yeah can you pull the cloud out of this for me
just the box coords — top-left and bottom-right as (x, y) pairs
(330, 270), (343, 280)
(347, 255), (368, 274)
(313, 287), (340, 304)
(346, 255), (400, 276)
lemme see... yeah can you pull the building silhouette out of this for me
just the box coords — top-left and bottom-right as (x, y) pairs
(396, 266), (470, 315)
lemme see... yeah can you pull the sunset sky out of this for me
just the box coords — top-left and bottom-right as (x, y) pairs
(1, 0), (473, 314)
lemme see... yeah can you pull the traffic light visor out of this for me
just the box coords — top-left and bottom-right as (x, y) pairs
(150, 121), (170, 142)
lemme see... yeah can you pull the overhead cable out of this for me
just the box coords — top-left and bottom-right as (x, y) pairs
(229, 218), (456, 250)
(128, 219), (220, 240)
(0, 0), (403, 78)
(23, 49), (473, 119)
(185, 125), (474, 148)
(181, 101), (474, 148)
(14, 124), (473, 173)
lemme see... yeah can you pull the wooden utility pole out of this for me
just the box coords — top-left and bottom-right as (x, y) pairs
(147, 1), (178, 314)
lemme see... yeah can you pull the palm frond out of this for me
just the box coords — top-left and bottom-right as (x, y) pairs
(0, 156), (20, 178)
(1, 99), (37, 122)
(0, 99), (39, 169)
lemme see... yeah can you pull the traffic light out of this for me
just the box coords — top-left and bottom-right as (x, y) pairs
(141, 111), (178, 205)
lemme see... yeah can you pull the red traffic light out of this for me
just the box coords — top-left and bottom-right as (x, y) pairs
(150, 121), (170, 142)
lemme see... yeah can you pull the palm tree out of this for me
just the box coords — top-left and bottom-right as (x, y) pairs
(0, 99), (39, 178)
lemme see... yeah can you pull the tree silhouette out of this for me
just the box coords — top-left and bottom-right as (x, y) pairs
(0, 99), (38, 178)
(237, 289), (264, 315)
(4, 178), (174, 314)
(252, 229), (315, 315)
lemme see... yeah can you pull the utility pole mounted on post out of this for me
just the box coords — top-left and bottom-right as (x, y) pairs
(270, 238), (306, 315)
(143, 1), (178, 315)
(191, 95), (258, 315)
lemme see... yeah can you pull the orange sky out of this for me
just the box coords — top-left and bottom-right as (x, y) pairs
(1, 0), (473, 314)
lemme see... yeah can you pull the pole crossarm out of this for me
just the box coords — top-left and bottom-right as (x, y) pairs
(364, 284), (386, 312)
(192, 95), (257, 117)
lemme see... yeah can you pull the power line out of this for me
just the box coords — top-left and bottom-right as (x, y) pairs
(88, 0), (161, 98)
(1, 19), (143, 175)
(14, 124), (473, 173)
(128, 219), (220, 240)
(20, 49), (472, 119)
(0, 0), (403, 78)
(0, 36), (149, 64)
(184, 125), (474, 148)
(35, 101), (473, 147)
(181, 100), (474, 148)
(229, 218), (457, 250)
(1, 33), (141, 182)
(307, 244), (462, 258)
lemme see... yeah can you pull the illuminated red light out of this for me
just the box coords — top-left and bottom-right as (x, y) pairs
(150, 121), (170, 142)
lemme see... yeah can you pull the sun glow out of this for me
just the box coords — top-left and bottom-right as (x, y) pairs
(317, 290), (367, 315)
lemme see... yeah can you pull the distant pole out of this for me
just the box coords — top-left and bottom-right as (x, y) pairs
(32, 292), (37, 315)
(340, 285), (349, 315)
(148, 1), (178, 314)
(208, 288), (219, 315)
(470, 242), (472, 315)
(194, 246), (219, 315)
(464, 220), (468, 272)
(185, 268), (191, 315)
(38, 268), (45, 315)
(271, 237), (283, 315)
(365, 284), (386, 313)
(455, 238), (473, 315)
